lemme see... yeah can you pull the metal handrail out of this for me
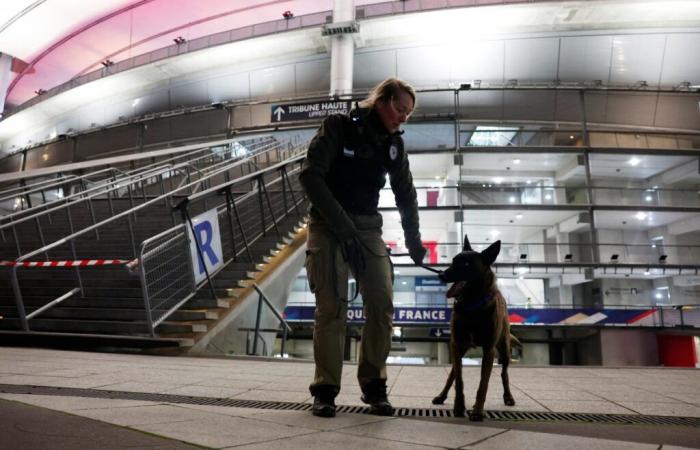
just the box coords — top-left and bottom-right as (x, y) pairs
(0, 136), (283, 232)
(251, 284), (292, 356)
(6, 138), (305, 331)
(1, 134), (274, 185)
(0, 165), (173, 231)
(7, 141), (297, 260)
(117, 135), (278, 181)
(186, 154), (306, 203)
(138, 148), (307, 333)
(0, 174), (78, 200)
(0, 136), (277, 217)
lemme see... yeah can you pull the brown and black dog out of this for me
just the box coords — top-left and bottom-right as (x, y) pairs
(432, 235), (519, 421)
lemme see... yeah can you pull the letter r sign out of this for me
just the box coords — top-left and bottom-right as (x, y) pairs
(187, 208), (223, 284)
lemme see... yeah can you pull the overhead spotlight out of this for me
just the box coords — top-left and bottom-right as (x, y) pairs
(513, 158), (521, 164)
(101, 59), (114, 67)
(173, 36), (186, 44)
(564, 254), (573, 262)
(282, 10), (294, 19)
(658, 254), (668, 264)
(635, 80), (649, 88)
(628, 157), (641, 166)
(458, 83), (471, 90)
(34, 89), (47, 95)
(610, 254), (619, 263)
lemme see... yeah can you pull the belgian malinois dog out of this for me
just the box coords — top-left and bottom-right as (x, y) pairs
(432, 235), (518, 421)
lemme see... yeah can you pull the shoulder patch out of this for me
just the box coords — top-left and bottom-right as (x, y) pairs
(389, 145), (398, 161)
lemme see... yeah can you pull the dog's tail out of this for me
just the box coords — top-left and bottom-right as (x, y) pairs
(510, 333), (522, 349)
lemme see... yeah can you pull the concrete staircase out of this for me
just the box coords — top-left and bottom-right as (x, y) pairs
(0, 145), (308, 352)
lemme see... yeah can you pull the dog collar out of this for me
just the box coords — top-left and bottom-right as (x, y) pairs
(457, 292), (493, 310)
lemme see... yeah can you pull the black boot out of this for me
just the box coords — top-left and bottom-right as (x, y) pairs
(361, 379), (393, 416)
(311, 385), (336, 418)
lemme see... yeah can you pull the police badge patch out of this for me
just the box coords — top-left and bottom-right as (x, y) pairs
(389, 145), (398, 160)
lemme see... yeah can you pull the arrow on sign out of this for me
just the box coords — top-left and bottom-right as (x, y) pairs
(273, 106), (285, 121)
(435, 329), (442, 337)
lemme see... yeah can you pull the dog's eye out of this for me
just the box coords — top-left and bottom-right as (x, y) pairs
(464, 262), (470, 267)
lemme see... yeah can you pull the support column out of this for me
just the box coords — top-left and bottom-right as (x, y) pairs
(0, 53), (13, 116)
(329, 0), (355, 98)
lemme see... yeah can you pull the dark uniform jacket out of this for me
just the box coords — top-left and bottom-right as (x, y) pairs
(299, 107), (422, 251)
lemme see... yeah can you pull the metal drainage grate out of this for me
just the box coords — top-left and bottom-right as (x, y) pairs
(1, 384), (698, 428)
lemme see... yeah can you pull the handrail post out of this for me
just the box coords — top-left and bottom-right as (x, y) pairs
(224, 187), (238, 261)
(260, 175), (281, 239)
(138, 243), (156, 337)
(257, 176), (266, 236)
(252, 291), (264, 355)
(11, 266), (29, 331)
(252, 284), (293, 358)
(65, 205), (84, 296)
(231, 192), (253, 262)
(281, 323), (288, 357)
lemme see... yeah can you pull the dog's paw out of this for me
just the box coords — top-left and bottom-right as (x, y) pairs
(503, 394), (515, 407)
(432, 396), (446, 405)
(468, 409), (485, 421)
(453, 407), (466, 417)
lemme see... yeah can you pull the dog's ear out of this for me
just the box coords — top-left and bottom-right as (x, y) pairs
(481, 240), (501, 266)
(462, 234), (472, 252)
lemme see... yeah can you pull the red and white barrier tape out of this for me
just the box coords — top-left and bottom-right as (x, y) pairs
(0, 259), (135, 268)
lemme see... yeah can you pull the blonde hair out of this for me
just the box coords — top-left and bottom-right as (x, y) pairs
(359, 77), (416, 110)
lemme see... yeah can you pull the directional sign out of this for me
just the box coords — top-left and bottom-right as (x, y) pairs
(430, 328), (451, 337)
(271, 101), (351, 122)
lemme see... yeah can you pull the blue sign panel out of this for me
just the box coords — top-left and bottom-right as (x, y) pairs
(284, 306), (658, 326)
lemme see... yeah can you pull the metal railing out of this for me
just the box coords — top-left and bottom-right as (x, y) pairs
(249, 284), (292, 356)
(4, 136), (305, 332)
(385, 241), (700, 268)
(0, 136), (280, 217)
(0, 136), (286, 257)
(138, 150), (307, 335)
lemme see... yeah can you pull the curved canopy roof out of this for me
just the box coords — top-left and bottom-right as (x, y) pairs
(2, 0), (699, 110)
(0, 0), (388, 107)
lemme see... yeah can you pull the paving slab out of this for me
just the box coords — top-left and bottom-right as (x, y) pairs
(0, 398), (198, 450)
